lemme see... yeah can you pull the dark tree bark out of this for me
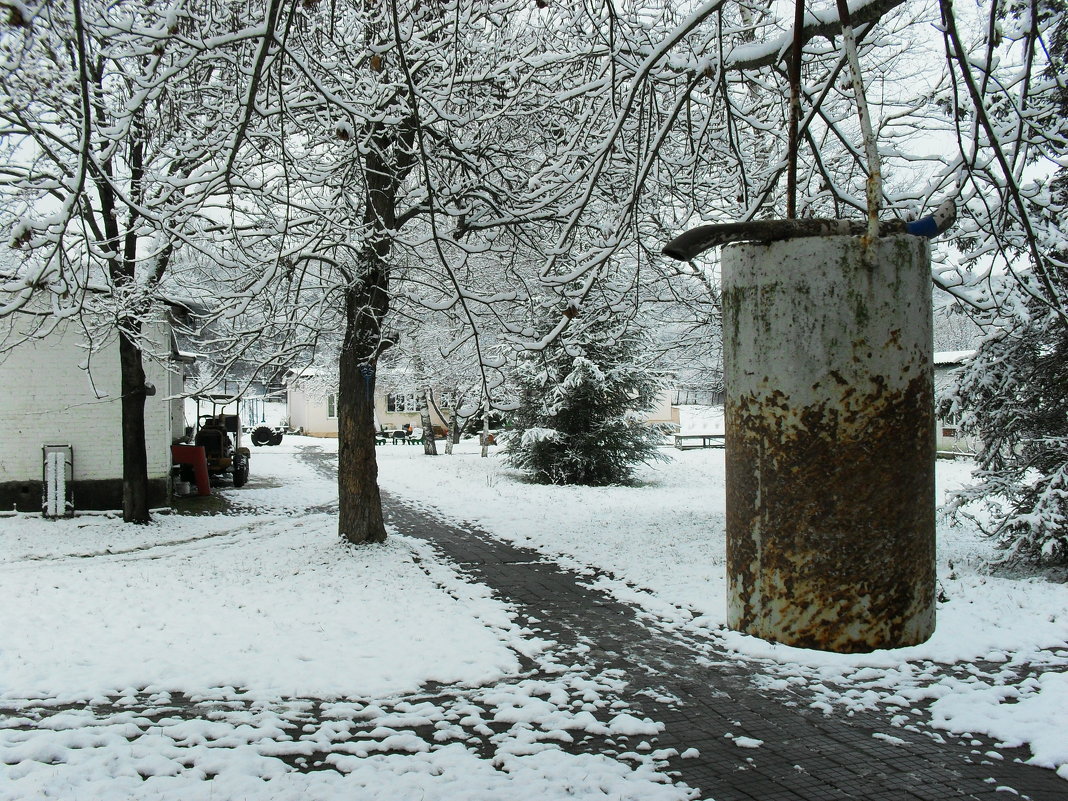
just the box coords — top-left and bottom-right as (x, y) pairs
(335, 116), (417, 544)
(451, 410), (463, 445)
(118, 325), (151, 523)
(338, 273), (390, 545)
(95, 95), (154, 524)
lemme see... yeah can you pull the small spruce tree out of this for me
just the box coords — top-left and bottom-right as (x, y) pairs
(944, 12), (1068, 566)
(943, 166), (1068, 565)
(505, 316), (669, 486)
(943, 292), (1068, 565)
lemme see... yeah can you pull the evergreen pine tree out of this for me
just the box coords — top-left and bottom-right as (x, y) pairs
(504, 316), (669, 486)
(944, 9), (1068, 566)
(944, 287), (1068, 565)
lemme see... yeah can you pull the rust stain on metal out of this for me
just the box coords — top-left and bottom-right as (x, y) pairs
(722, 235), (936, 653)
(726, 373), (935, 653)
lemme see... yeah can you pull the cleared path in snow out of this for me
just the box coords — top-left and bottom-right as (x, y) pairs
(385, 495), (1066, 801)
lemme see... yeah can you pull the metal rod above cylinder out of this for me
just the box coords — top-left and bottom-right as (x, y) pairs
(722, 234), (936, 653)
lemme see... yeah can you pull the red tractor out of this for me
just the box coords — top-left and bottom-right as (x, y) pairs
(194, 413), (250, 487)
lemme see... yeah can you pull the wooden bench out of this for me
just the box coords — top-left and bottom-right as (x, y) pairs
(674, 433), (725, 450)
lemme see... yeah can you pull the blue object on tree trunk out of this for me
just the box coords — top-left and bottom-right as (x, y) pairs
(359, 363), (375, 402)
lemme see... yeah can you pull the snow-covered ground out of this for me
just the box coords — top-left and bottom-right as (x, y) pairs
(376, 426), (1068, 783)
(1, 424), (1066, 799)
(0, 437), (691, 800)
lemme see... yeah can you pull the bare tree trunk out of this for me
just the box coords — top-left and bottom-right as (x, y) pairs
(101, 104), (152, 524)
(444, 408), (457, 455)
(118, 325), (151, 523)
(420, 388), (438, 455)
(338, 280), (388, 545)
(481, 400), (490, 458)
(452, 411), (463, 445)
(335, 106), (416, 543)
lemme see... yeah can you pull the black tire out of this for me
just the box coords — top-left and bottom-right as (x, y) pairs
(232, 454), (250, 487)
(268, 431), (284, 446)
(251, 425), (274, 446)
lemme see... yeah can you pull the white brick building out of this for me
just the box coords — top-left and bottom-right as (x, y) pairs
(934, 349), (979, 455)
(286, 369), (680, 439)
(0, 318), (188, 513)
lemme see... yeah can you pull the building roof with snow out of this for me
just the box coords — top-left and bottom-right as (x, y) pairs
(933, 350), (976, 366)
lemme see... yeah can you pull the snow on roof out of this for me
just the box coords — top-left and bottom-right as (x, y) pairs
(933, 350), (976, 366)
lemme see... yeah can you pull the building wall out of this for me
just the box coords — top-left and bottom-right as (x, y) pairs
(286, 385), (339, 437)
(647, 389), (680, 426)
(287, 383), (457, 437)
(933, 358), (979, 455)
(374, 392), (448, 433)
(0, 320), (179, 512)
(288, 382), (680, 437)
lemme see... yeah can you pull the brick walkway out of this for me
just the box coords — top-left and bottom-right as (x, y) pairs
(384, 494), (1066, 801)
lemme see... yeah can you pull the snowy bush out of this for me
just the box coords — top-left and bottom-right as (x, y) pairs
(943, 296), (1068, 566)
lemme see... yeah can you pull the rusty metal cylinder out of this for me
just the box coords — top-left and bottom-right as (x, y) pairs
(722, 235), (935, 653)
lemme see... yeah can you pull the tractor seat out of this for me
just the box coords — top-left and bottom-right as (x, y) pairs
(195, 427), (227, 457)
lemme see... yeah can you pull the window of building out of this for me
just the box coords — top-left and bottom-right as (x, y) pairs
(327, 394), (337, 418)
(437, 391), (454, 409)
(387, 393), (418, 413)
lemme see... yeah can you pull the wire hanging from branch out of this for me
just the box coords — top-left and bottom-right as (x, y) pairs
(834, 0), (881, 240)
(786, 0), (805, 219)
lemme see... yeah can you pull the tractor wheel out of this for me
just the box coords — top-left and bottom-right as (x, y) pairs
(268, 431), (284, 446)
(232, 454), (250, 487)
(251, 426), (274, 446)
